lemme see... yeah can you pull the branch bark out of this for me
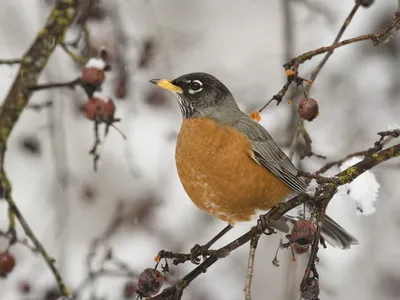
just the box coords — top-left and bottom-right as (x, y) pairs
(0, 0), (78, 296)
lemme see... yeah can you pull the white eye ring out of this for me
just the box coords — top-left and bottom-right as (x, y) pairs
(188, 80), (203, 94)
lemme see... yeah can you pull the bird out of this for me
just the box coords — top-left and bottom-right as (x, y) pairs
(150, 72), (358, 250)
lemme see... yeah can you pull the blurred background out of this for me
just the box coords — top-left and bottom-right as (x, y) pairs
(0, 0), (399, 299)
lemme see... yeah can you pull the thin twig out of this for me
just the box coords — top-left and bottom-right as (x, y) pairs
(290, 18), (400, 72)
(0, 59), (21, 65)
(60, 43), (88, 65)
(29, 78), (81, 91)
(314, 129), (400, 175)
(0, 230), (38, 252)
(307, 1), (363, 86)
(285, 1), (364, 160)
(5, 193), (70, 296)
(244, 234), (261, 300)
(0, 0), (78, 296)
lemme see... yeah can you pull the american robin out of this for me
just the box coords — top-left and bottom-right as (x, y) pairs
(150, 72), (358, 250)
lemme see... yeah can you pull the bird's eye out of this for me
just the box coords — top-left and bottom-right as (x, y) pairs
(189, 80), (203, 94)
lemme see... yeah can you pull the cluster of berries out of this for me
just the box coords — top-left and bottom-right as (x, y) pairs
(80, 56), (117, 124)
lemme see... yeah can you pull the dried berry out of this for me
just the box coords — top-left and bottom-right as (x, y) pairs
(137, 268), (163, 297)
(0, 252), (16, 276)
(123, 282), (136, 298)
(83, 97), (105, 120)
(291, 219), (315, 245)
(81, 67), (105, 86)
(301, 278), (320, 300)
(298, 97), (319, 121)
(359, 0), (374, 8)
(291, 219), (315, 254)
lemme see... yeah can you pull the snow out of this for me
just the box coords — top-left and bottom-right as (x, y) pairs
(339, 157), (380, 216)
(0, 1), (399, 300)
(85, 57), (107, 70)
(92, 91), (111, 101)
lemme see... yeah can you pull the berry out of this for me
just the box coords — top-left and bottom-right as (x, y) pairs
(137, 268), (163, 297)
(83, 97), (116, 122)
(83, 97), (105, 120)
(0, 252), (16, 276)
(291, 219), (315, 245)
(298, 97), (319, 121)
(81, 67), (105, 86)
(291, 219), (315, 254)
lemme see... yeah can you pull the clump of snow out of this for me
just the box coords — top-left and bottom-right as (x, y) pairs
(339, 156), (380, 216)
(305, 179), (318, 196)
(92, 91), (110, 101)
(85, 57), (107, 70)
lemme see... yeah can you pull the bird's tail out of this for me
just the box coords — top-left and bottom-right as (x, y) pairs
(320, 214), (358, 249)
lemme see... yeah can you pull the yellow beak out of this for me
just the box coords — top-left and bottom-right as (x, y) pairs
(149, 79), (183, 94)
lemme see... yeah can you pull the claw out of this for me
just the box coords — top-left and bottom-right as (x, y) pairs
(190, 244), (207, 265)
(258, 215), (277, 235)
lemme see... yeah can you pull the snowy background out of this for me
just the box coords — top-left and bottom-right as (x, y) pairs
(0, 0), (399, 299)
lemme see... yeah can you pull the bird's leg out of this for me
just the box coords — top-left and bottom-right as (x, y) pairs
(190, 224), (233, 264)
(258, 215), (277, 235)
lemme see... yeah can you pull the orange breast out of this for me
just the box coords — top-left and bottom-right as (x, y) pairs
(175, 117), (292, 225)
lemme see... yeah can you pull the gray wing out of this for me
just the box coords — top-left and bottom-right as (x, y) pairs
(231, 116), (307, 194)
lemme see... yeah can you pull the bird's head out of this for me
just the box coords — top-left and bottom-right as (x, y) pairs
(150, 72), (236, 118)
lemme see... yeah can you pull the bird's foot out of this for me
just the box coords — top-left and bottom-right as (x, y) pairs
(258, 215), (277, 235)
(190, 244), (212, 265)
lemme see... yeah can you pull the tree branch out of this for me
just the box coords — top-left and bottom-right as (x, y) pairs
(0, 0), (78, 296)
(244, 234), (261, 300)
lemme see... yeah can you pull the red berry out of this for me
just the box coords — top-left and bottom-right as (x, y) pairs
(123, 282), (136, 298)
(83, 97), (105, 120)
(103, 99), (116, 120)
(298, 97), (319, 121)
(0, 252), (16, 276)
(81, 67), (105, 86)
(137, 268), (163, 297)
(291, 219), (315, 246)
